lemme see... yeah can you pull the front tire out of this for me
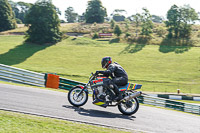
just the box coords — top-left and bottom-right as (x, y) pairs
(118, 97), (139, 115)
(68, 87), (88, 107)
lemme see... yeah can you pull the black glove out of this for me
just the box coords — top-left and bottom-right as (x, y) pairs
(95, 71), (99, 75)
(95, 71), (104, 75)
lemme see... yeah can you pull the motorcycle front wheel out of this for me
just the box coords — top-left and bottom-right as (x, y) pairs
(68, 87), (88, 107)
(118, 97), (139, 115)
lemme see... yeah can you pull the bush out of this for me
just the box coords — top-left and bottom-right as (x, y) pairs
(156, 26), (167, 37)
(125, 32), (131, 38)
(92, 32), (99, 39)
(110, 19), (115, 29)
(197, 31), (200, 38)
(114, 25), (122, 37)
(16, 18), (22, 24)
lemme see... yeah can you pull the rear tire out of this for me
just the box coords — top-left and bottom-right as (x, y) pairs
(118, 97), (139, 115)
(68, 87), (88, 107)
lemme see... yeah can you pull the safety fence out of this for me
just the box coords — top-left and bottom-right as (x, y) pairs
(138, 95), (200, 115)
(0, 64), (199, 115)
(59, 77), (85, 90)
(0, 64), (45, 87)
(0, 64), (85, 89)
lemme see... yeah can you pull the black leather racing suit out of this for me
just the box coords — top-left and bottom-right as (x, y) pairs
(97, 62), (128, 97)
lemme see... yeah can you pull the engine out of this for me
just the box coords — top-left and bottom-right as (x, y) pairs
(94, 86), (106, 100)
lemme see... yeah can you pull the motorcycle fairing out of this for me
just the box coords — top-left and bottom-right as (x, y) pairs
(118, 83), (142, 91)
(90, 78), (104, 87)
(90, 77), (109, 88)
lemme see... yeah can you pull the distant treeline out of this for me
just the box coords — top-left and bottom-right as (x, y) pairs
(1, 0), (200, 44)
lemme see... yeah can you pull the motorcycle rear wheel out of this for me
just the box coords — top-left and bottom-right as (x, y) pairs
(118, 97), (139, 115)
(68, 87), (88, 107)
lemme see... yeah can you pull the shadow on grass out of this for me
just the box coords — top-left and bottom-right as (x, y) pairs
(159, 38), (193, 54)
(109, 38), (120, 44)
(96, 39), (110, 41)
(120, 36), (194, 54)
(0, 42), (52, 65)
(120, 44), (146, 54)
(119, 36), (150, 54)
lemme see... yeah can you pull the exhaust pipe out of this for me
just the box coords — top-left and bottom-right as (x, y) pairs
(123, 91), (142, 101)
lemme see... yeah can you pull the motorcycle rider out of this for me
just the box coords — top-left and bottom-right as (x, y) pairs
(96, 57), (128, 101)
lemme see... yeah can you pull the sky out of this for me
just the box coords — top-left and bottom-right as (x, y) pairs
(12, 0), (200, 20)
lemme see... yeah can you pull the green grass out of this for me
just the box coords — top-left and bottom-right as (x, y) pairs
(0, 35), (200, 94)
(0, 110), (130, 133)
(175, 100), (200, 105)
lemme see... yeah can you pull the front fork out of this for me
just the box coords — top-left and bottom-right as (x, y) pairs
(77, 86), (88, 97)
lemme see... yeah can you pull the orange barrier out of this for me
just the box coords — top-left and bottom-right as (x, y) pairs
(45, 74), (59, 89)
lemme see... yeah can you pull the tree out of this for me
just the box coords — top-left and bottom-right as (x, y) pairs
(110, 19), (115, 29)
(179, 5), (199, 38)
(85, 0), (107, 23)
(0, 0), (17, 32)
(114, 25), (122, 37)
(125, 19), (130, 32)
(9, 1), (32, 24)
(165, 5), (180, 38)
(111, 9), (126, 22)
(113, 14), (125, 22)
(8, 0), (19, 17)
(152, 15), (163, 23)
(25, 0), (62, 44)
(129, 13), (142, 37)
(65, 7), (78, 23)
(16, 18), (22, 24)
(16, 2), (32, 23)
(140, 8), (153, 36)
(78, 13), (85, 22)
(165, 4), (198, 39)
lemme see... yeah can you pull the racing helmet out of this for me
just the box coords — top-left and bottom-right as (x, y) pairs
(101, 57), (112, 69)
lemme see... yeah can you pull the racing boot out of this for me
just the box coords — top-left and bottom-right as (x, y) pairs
(114, 93), (123, 101)
(113, 84), (123, 101)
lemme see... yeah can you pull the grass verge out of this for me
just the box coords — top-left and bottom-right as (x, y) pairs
(0, 110), (130, 133)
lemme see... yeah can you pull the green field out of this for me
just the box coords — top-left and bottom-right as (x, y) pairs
(0, 110), (129, 133)
(0, 35), (200, 94)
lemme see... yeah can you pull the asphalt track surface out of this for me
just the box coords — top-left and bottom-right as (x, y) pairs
(0, 83), (200, 133)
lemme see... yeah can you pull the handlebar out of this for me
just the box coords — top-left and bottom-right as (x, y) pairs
(89, 72), (104, 80)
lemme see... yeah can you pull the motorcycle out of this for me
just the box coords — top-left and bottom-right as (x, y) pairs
(68, 72), (142, 115)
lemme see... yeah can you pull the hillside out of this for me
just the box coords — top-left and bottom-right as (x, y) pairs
(1, 23), (200, 47)
(0, 35), (199, 94)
